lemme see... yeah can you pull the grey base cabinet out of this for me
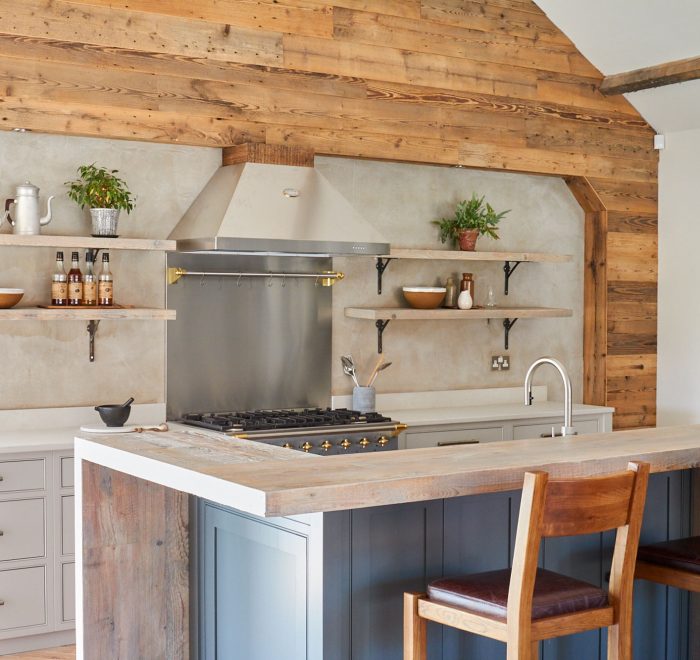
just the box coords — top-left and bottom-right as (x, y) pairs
(199, 471), (691, 660)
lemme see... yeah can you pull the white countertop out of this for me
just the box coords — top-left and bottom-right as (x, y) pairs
(384, 402), (614, 428)
(0, 404), (166, 454)
(331, 387), (613, 428)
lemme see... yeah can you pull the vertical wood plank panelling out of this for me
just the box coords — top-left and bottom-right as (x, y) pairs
(82, 462), (189, 659)
(566, 177), (607, 407)
(0, 0), (659, 427)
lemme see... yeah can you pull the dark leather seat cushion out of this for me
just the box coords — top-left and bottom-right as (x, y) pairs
(638, 536), (700, 574)
(427, 568), (608, 621)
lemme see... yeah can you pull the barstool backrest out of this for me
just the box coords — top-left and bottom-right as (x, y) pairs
(541, 469), (641, 537)
(508, 462), (650, 631)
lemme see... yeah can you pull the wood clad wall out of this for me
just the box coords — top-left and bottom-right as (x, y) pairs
(0, 0), (658, 427)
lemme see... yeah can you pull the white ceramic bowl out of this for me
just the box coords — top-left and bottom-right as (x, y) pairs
(402, 286), (446, 309)
(0, 288), (24, 309)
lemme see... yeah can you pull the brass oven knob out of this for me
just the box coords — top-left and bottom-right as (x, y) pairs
(340, 438), (352, 449)
(377, 436), (389, 447)
(282, 443), (293, 449)
(301, 442), (313, 452)
(321, 440), (332, 452)
(359, 438), (370, 448)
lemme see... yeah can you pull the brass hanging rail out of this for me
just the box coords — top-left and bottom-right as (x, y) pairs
(167, 267), (344, 287)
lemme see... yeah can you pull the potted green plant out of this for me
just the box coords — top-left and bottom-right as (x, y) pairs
(433, 193), (510, 251)
(66, 164), (134, 237)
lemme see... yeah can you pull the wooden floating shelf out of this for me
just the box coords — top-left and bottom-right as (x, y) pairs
(0, 307), (176, 321)
(384, 249), (573, 263)
(372, 249), (572, 295)
(345, 307), (573, 321)
(0, 234), (176, 251)
(345, 307), (573, 353)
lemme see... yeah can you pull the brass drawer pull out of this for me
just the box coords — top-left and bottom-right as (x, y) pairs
(437, 440), (480, 447)
(541, 432), (564, 438)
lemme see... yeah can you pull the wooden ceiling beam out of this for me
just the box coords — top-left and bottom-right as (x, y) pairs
(600, 55), (700, 95)
(222, 143), (315, 167)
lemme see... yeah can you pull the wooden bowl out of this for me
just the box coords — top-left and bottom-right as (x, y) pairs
(402, 287), (446, 309)
(0, 289), (24, 309)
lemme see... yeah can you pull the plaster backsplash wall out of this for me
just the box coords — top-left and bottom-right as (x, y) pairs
(0, 131), (220, 409)
(320, 157), (584, 402)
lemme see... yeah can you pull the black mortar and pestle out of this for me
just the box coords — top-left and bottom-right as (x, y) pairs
(95, 397), (134, 427)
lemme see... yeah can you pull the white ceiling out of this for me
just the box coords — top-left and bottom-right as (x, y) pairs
(534, 0), (700, 133)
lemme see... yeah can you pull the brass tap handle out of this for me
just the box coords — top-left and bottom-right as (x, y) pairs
(340, 439), (352, 449)
(377, 436), (390, 447)
(282, 443), (292, 449)
(359, 438), (370, 448)
(321, 440), (332, 451)
(301, 442), (313, 452)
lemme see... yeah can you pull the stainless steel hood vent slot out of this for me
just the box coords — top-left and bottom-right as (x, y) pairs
(169, 163), (390, 257)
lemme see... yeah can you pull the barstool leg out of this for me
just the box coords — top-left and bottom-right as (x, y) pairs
(607, 623), (632, 660)
(404, 593), (427, 660)
(506, 637), (537, 660)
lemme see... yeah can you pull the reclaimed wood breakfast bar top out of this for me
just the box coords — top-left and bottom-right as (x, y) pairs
(74, 424), (700, 518)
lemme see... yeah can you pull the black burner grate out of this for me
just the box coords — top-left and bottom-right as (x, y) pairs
(180, 407), (392, 432)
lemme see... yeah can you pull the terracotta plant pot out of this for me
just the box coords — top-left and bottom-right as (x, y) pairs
(457, 229), (479, 251)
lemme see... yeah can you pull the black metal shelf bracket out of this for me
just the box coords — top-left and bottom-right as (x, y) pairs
(87, 320), (101, 362)
(376, 319), (390, 354)
(375, 257), (393, 295)
(503, 260), (521, 295)
(503, 318), (518, 350)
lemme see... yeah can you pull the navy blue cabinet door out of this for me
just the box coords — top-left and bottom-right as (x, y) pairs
(350, 500), (443, 660)
(442, 490), (515, 660)
(199, 502), (321, 660)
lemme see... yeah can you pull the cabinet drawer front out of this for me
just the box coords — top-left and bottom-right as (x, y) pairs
(0, 499), (45, 562)
(513, 419), (600, 440)
(406, 426), (504, 450)
(61, 495), (75, 556)
(0, 460), (45, 493)
(61, 562), (75, 623)
(0, 566), (46, 631)
(60, 457), (75, 489)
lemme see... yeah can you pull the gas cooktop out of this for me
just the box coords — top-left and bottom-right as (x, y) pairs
(179, 407), (405, 455)
(180, 407), (393, 433)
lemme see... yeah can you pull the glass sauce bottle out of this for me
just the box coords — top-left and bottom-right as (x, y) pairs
(98, 253), (114, 306)
(67, 252), (83, 306)
(51, 251), (68, 306)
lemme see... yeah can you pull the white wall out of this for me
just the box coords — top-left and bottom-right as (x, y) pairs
(657, 128), (700, 425)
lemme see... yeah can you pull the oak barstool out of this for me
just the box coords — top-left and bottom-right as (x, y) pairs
(636, 536), (700, 591)
(404, 462), (650, 660)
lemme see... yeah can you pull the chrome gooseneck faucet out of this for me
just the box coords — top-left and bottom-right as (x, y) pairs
(524, 357), (577, 437)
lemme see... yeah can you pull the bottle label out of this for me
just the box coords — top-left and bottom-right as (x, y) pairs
(83, 281), (97, 304)
(51, 282), (67, 301)
(99, 281), (113, 304)
(69, 282), (83, 301)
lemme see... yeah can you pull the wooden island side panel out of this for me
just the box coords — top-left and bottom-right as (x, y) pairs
(81, 461), (190, 660)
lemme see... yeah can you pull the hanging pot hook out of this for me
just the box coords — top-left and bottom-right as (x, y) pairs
(268, 273), (274, 287)
(200, 273), (206, 287)
(281, 274), (286, 288)
(237, 273), (243, 288)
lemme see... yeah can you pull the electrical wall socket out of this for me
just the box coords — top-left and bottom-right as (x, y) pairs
(491, 355), (510, 371)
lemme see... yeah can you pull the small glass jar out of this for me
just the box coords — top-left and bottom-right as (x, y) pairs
(444, 277), (457, 308)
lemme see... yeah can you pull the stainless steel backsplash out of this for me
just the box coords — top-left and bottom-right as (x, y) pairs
(166, 253), (332, 419)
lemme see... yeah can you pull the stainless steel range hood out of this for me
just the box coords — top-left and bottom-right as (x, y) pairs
(169, 163), (390, 256)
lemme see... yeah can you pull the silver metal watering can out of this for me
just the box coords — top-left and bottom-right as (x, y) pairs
(4, 182), (54, 235)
